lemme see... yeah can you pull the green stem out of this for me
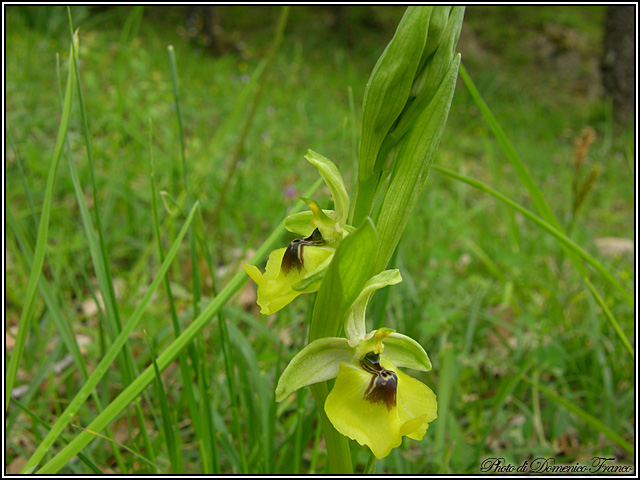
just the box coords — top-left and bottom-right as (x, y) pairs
(309, 383), (353, 474)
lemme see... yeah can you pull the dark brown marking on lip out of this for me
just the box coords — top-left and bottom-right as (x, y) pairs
(280, 228), (325, 275)
(361, 352), (397, 411)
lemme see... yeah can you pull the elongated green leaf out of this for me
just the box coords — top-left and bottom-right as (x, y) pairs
(459, 64), (560, 230)
(6, 37), (76, 411)
(148, 121), (207, 472)
(7, 210), (88, 385)
(412, 6), (452, 93)
(225, 320), (273, 472)
(358, 6), (431, 182)
(68, 17), (154, 460)
(354, 6), (432, 223)
(310, 217), (378, 342)
(383, 6), (464, 150)
(459, 64), (619, 306)
(374, 55), (461, 274)
(22, 202), (199, 473)
(145, 333), (182, 474)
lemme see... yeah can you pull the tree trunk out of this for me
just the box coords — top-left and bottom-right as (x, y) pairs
(601, 5), (635, 124)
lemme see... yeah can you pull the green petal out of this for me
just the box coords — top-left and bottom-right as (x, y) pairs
(325, 362), (403, 459)
(275, 337), (352, 402)
(284, 210), (335, 237)
(383, 332), (432, 371)
(299, 197), (343, 243)
(343, 269), (402, 342)
(305, 149), (350, 227)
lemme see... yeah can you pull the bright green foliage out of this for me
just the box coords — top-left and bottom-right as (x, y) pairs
(353, 6), (465, 227)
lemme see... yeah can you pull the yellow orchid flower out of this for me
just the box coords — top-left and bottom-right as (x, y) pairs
(244, 150), (354, 315)
(325, 332), (437, 459)
(276, 327), (437, 459)
(243, 229), (334, 315)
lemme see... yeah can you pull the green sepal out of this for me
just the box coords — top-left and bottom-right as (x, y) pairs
(275, 337), (352, 402)
(344, 269), (403, 342)
(305, 149), (350, 228)
(382, 332), (432, 371)
(284, 210), (334, 237)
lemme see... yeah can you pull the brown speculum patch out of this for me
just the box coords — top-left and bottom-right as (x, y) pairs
(361, 352), (397, 411)
(281, 228), (325, 274)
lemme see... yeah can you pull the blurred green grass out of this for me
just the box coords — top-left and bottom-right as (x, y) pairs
(5, 5), (634, 474)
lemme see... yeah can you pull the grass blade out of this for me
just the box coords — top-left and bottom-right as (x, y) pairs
(144, 332), (181, 473)
(148, 120), (210, 472)
(433, 165), (634, 356)
(34, 184), (321, 474)
(6, 36), (76, 411)
(459, 63), (633, 343)
(12, 399), (102, 474)
(523, 376), (634, 454)
(67, 12), (155, 463)
(459, 63), (558, 228)
(21, 202), (199, 473)
(6, 209), (88, 389)
(196, 337), (219, 474)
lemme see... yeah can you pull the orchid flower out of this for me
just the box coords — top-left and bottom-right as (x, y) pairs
(243, 150), (353, 315)
(275, 270), (437, 459)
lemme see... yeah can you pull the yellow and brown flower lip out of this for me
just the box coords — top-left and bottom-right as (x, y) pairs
(325, 351), (437, 460)
(276, 327), (436, 460)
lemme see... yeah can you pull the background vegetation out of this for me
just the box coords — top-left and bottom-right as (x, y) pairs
(5, 5), (634, 474)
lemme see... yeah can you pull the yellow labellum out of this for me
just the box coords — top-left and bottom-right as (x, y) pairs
(324, 356), (437, 459)
(243, 243), (332, 315)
